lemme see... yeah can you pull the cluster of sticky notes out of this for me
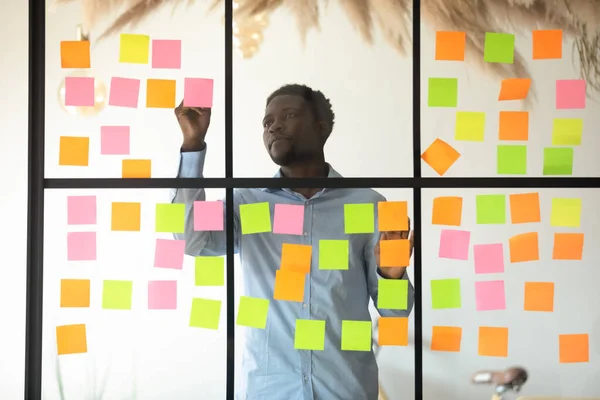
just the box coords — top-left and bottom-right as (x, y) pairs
(293, 319), (379, 351)
(274, 243), (310, 302)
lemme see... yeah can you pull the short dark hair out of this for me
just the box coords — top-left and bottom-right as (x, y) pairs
(266, 84), (335, 136)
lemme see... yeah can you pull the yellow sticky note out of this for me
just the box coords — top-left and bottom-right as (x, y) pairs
(273, 270), (305, 302)
(119, 34), (150, 64)
(56, 324), (87, 355)
(378, 201), (408, 231)
(60, 279), (90, 308)
(60, 41), (91, 68)
(59, 136), (89, 166)
(280, 243), (312, 273)
(122, 159), (151, 178)
(146, 79), (176, 108)
(455, 112), (485, 141)
(550, 198), (581, 227)
(111, 202), (141, 231)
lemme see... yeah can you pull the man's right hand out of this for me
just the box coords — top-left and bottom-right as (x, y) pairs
(175, 100), (211, 152)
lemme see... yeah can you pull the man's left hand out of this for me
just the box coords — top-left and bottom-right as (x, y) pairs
(375, 220), (414, 279)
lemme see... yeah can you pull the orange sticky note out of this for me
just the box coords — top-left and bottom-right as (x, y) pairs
(435, 31), (466, 61)
(378, 201), (408, 231)
(559, 333), (589, 363)
(532, 29), (562, 60)
(552, 233), (584, 260)
(56, 324), (87, 355)
(509, 232), (539, 263)
(509, 192), (540, 224)
(478, 326), (508, 357)
(59, 136), (89, 166)
(281, 243), (312, 273)
(378, 317), (408, 346)
(146, 79), (176, 108)
(111, 202), (141, 231)
(432, 196), (462, 226)
(524, 282), (554, 312)
(498, 78), (531, 101)
(60, 279), (90, 308)
(380, 239), (410, 267)
(273, 269), (305, 302)
(431, 326), (462, 352)
(60, 41), (91, 68)
(421, 138), (461, 176)
(122, 159), (151, 178)
(499, 111), (529, 141)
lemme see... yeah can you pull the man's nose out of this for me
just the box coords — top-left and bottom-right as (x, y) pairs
(269, 122), (283, 134)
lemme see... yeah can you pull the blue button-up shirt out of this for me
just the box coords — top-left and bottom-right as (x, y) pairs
(171, 147), (414, 400)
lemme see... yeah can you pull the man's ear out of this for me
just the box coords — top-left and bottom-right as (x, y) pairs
(318, 121), (330, 143)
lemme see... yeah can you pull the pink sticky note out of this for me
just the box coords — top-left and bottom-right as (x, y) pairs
(475, 280), (506, 311)
(154, 239), (185, 269)
(65, 77), (95, 106)
(100, 126), (130, 155)
(67, 195), (96, 225)
(184, 78), (214, 107)
(439, 229), (470, 260)
(152, 39), (181, 69)
(194, 201), (223, 231)
(273, 204), (304, 235)
(67, 231), (96, 261)
(473, 243), (504, 274)
(556, 79), (586, 109)
(148, 280), (177, 310)
(109, 77), (140, 108)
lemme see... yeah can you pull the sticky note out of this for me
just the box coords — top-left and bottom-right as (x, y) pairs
(524, 282), (554, 312)
(281, 243), (312, 273)
(60, 279), (90, 307)
(559, 334), (589, 363)
(378, 280), (408, 309)
(294, 319), (326, 350)
(59, 136), (89, 166)
(195, 256), (225, 286)
(273, 270), (305, 302)
(439, 229), (470, 260)
(111, 202), (141, 231)
(431, 326), (462, 352)
(65, 77), (94, 106)
(378, 201), (408, 231)
(148, 280), (177, 310)
(122, 159), (151, 178)
(497, 145), (527, 175)
(341, 320), (372, 351)
(380, 239), (411, 267)
(543, 147), (574, 175)
(100, 126), (130, 155)
(156, 203), (185, 233)
(499, 111), (529, 141)
(318, 240), (349, 270)
(184, 78), (214, 108)
(509, 232), (539, 263)
(475, 280), (506, 311)
(154, 239), (185, 270)
(556, 79), (586, 109)
(189, 298), (222, 330)
(431, 279), (461, 309)
(109, 77), (140, 108)
(509, 192), (540, 224)
(151, 39), (181, 69)
(428, 78), (458, 107)
(552, 118), (583, 146)
(273, 204), (304, 235)
(67, 195), (96, 225)
(67, 232), (96, 261)
(236, 296), (269, 329)
(194, 200), (224, 231)
(435, 31), (466, 61)
(476, 194), (506, 224)
(553, 232), (584, 260)
(473, 243), (504, 274)
(378, 317), (409, 346)
(498, 78), (531, 101)
(240, 202), (272, 234)
(102, 280), (133, 310)
(56, 324), (87, 355)
(421, 138), (461, 176)
(455, 112), (485, 141)
(432, 197), (462, 226)
(551, 198), (581, 227)
(484, 32), (515, 63)
(344, 203), (375, 234)
(60, 41), (91, 68)
(532, 29), (562, 59)
(478, 326), (508, 357)
(146, 79), (176, 108)
(119, 33), (150, 64)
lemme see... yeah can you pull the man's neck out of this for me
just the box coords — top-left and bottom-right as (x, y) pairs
(280, 160), (328, 199)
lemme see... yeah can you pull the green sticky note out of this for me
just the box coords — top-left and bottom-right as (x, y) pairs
(377, 280), (408, 309)
(102, 280), (133, 310)
(551, 198), (582, 227)
(455, 112), (486, 141)
(428, 78), (458, 107)
(189, 298), (222, 330)
(294, 319), (326, 350)
(543, 147), (573, 175)
(119, 34), (150, 64)
(552, 118), (583, 146)
(344, 203), (375, 234)
(341, 320), (372, 351)
(431, 279), (461, 309)
(155, 203), (185, 233)
(318, 240), (349, 270)
(195, 256), (225, 286)
(476, 194), (506, 224)
(497, 145), (527, 175)
(484, 32), (515, 63)
(236, 296), (269, 329)
(239, 202), (272, 234)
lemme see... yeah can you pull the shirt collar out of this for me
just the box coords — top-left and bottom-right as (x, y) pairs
(262, 163), (342, 192)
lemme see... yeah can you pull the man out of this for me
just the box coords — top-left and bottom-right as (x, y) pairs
(171, 84), (415, 400)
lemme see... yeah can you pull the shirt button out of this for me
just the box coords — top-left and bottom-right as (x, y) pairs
(303, 232), (308, 236)
(303, 303), (307, 308)
(304, 375), (308, 382)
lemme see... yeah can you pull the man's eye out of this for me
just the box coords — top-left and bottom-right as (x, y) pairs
(286, 113), (296, 119)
